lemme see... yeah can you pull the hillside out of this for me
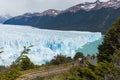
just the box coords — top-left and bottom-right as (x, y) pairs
(0, 15), (11, 23)
(4, 0), (120, 34)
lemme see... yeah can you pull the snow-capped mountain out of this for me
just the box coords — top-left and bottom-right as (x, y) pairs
(102, 0), (120, 9)
(64, 0), (120, 12)
(93, 0), (120, 10)
(16, 9), (61, 19)
(0, 24), (102, 66)
(4, 0), (120, 34)
(4, 0), (120, 18)
(64, 0), (102, 12)
(39, 9), (61, 16)
(5, 0), (120, 19)
(17, 0), (120, 16)
(0, 15), (11, 23)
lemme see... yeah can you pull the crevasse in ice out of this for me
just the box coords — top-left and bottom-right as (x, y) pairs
(0, 24), (102, 66)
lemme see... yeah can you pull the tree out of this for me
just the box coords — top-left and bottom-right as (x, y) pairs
(0, 48), (5, 66)
(98, 17), (120, 62)
(11, 45), (35, 70)
(74, 52), (84, 60)
(113, 49), (120, 66)
(14, 45), (33, 65)
(64, 66), (98, 80)
(95, 61), (119, 80)
(50, 54), (72, 65)
(20, 56), (34, 71)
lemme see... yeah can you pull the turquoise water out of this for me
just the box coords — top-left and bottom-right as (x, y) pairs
(75, 36), (103, 56)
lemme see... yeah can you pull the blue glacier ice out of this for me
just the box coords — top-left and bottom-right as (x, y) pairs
(0, 24), (102, 66)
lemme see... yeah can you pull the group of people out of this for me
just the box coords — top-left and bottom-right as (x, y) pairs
(71, 57), (85, 66)
(71, 55), (96, 66)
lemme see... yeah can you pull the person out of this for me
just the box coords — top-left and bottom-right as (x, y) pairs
(78, 58), (82, 66)
(71, 59), (75, 66)
(78, 58), (82, 61)
(91, 55), (96, 60)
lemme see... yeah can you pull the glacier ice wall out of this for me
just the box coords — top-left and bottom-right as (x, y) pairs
(0, 24), (102, 66)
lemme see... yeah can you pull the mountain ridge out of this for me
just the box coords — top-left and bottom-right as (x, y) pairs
(0, 15), (11, 23)
(5, 0), (120, 17)
(4, 0), (120, 34)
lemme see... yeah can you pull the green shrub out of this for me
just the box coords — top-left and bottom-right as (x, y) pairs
(49, 54), (72, 65)
(20, 56), (35, 71)
(74, 52), (84, 60)
(0, 68), (21, 80)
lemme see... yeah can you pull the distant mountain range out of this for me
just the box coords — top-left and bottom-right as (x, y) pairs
(4, 0), (120, 34)
(0, 15), (11, 23)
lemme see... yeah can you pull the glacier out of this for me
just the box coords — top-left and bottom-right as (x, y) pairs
(0, 24), (102, 66)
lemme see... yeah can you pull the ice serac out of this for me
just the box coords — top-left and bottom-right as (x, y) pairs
(0, 24), (102, 66)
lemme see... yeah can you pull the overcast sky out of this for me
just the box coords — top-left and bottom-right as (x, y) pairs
(0, 0), (109, 16)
